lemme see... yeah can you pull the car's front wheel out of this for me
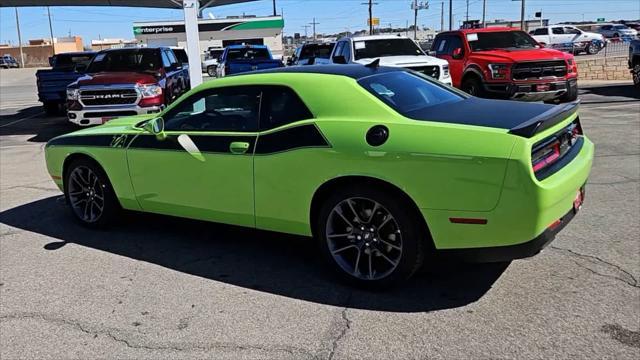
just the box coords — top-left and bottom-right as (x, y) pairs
(462, 76), (486, 98)
(207, 65), (217, 77)
(64, 158), (119, 228)
(633, 64), (640, 88)
(316, 185), (425, 289)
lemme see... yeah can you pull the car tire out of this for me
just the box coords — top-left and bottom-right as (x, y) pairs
(462, 76), (486, 98)
(585, 43), (598, 55)
(43, 101), (59, 116)
(64, 158), (119, 228)
(633, 64), (640, 88)
(557, 81), (579, 103)
(207, 66), (217, 77)
(315, 184), (426, 289)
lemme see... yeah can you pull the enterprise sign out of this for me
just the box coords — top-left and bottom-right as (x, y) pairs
(133, 18), (284, 35)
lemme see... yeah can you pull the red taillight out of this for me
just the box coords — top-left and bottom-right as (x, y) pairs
(532, 141), (561, 172)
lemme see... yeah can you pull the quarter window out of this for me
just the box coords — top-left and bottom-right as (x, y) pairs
(533, 28), (549, 35)
(164, 86), (261, 132)
(552, 27), (564, 35)
(260, 86), (313, 131)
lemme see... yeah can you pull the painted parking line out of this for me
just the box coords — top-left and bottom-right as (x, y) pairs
(0, 111), (44, 128)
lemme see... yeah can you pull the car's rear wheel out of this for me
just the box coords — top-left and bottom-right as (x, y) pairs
(462, 76), (486, 98)
(64, 158), (119, 228)
(207, 66), (217, 77)
(585, 43), (598, 55)
(316, 185), (425, 289)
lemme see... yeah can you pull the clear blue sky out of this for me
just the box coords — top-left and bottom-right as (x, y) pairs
(1, 0), (639, 46)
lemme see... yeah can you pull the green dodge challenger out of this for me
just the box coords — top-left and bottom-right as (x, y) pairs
(45, 65), (594, 287)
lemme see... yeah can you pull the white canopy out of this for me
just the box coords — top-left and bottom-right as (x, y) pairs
(1, 0), (259, 87)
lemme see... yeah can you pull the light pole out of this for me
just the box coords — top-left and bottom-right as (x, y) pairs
(47, 7), (55, 55)
(14, 7), (24, 68)
(411, 1), (429, 40)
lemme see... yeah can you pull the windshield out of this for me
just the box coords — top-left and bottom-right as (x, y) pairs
(354, 38), (424, 60)
(226, 47), (270, 61)
(53, 54), (94, 70)
(468, 31), (539, 51)
(359, 71), (464, 116)
(300, 44), (334, 59)
(613, 25), (628, 29)
(87, 49), (161, 73)
(207, 49), (224, 60)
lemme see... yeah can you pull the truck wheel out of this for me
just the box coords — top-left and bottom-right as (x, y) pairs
(315, 185), (426, 289)
(633, 64), (640, 88)
(207, 66), (217, 77)
(585, 43), (598, 55)
(462, 77), (486, 98)
(557, 81), (579, 103)
(43, 102), (59, 116)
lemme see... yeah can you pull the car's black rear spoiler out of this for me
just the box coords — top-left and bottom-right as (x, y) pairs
(509, 100), (580, 138)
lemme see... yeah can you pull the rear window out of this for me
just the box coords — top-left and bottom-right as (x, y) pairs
(359, 71), (464, 117)
(226, 47), (270, 61)
(52, 54), (94, 70)
(172, 49), (188, 63)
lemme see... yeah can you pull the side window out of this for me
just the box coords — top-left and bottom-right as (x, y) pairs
(446, 36), (463, 55)
(342, 42), (352, 61)
(552, 27), (564, 35)
(260, 86), (313, 131)
(161, 51), (172, 69)
(434, 36), (449, 55)
(534, 28), (549, 35)
(166, 50), (178, 66)
(164, 86), (261, 132)
(333, 42), (345, 58)
(564, 27), (580, 35)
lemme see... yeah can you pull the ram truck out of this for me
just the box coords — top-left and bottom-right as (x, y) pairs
(432, 27), (578, 103)
(36, 52), (95, 115)
(66, 47), (189, 126)
(216, 45), (284, 77)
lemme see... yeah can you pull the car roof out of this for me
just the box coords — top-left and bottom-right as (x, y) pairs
(349, 34), (410, 41)
(227, 44), (268, 49)
(444, 27), (520, 34)
(250, 64), (402, 80)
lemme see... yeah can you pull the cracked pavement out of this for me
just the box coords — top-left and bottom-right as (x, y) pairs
(1, 70), (639, 358)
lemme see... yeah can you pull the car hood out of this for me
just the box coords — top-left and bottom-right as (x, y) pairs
(75, 72), (158, 86)
(354, 55), (447, 67)
(469, 48), (569, 62)
(62, 114), (155, 138)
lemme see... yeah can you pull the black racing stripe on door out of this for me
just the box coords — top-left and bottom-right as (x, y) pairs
(46, 135), (124, 148)
(129, 134), (257, 154)
(255, 124), (330, 155)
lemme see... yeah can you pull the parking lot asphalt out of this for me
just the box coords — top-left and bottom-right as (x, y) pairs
(1, 68), (639, 359)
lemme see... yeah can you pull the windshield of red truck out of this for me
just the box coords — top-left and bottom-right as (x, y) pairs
(87, 49), (161, 73)
(354, 38), (424, 60)
(468, 31), (539, 51)
(226, 48), (270, 61)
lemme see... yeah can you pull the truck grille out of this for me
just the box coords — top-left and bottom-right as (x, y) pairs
(408, 65), (440, 79)
(511, 61), (567, 80)
(80, 88), (138, 106)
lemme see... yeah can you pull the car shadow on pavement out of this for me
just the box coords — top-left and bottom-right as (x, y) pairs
(0, 196), (508, 313)
(0, 106), (76, 142)
(579, 84), (640, 103)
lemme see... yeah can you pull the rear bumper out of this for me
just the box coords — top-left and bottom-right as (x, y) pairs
(484, 78), (577, 102)
(68, 104), (162, 126)
(439, 204), (577, 262)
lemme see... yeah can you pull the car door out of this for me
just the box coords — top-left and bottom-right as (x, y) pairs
(252, 85), (321, 234)
(435, 35), (465, 87)
(550, 27), (572, 46)
(126, 86), (261, 227)
(532, 27), (551, 45)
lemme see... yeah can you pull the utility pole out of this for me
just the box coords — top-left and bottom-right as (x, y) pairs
(449, 0), (453, 30)
(440, 2), (444, 32)
(411, 1), (429, 40)
(272, 0), (276, 16)
(301, 25), (310, 41)
(14, 7), (24, 68)
(361, 1), (378, 35)
(482, 0), (487, 27)
(465, 0), (469, 22)
(47, 7), (55, 55)
(309, 18), (319, 43)
(520, 0), (526, 31)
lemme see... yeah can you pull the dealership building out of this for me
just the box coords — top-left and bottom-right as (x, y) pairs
(133, 15), (284, 57)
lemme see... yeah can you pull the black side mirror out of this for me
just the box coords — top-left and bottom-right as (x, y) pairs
(452, 47), (464, 59)
(333, 55), (347, 64)
(48, 56), (55, 67)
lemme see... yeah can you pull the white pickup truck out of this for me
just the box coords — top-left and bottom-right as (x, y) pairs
(530, 25), (605, 55)
(329, 35), (452, 85)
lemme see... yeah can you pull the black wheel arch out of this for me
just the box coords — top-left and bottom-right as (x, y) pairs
(462, 65), (485, 84)
(62, 153), (121, 207)
(309, 175), (434, 249)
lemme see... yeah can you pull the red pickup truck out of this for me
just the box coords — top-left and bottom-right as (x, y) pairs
(431, 27), (578, 103)
(66, 47), (189, 126)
